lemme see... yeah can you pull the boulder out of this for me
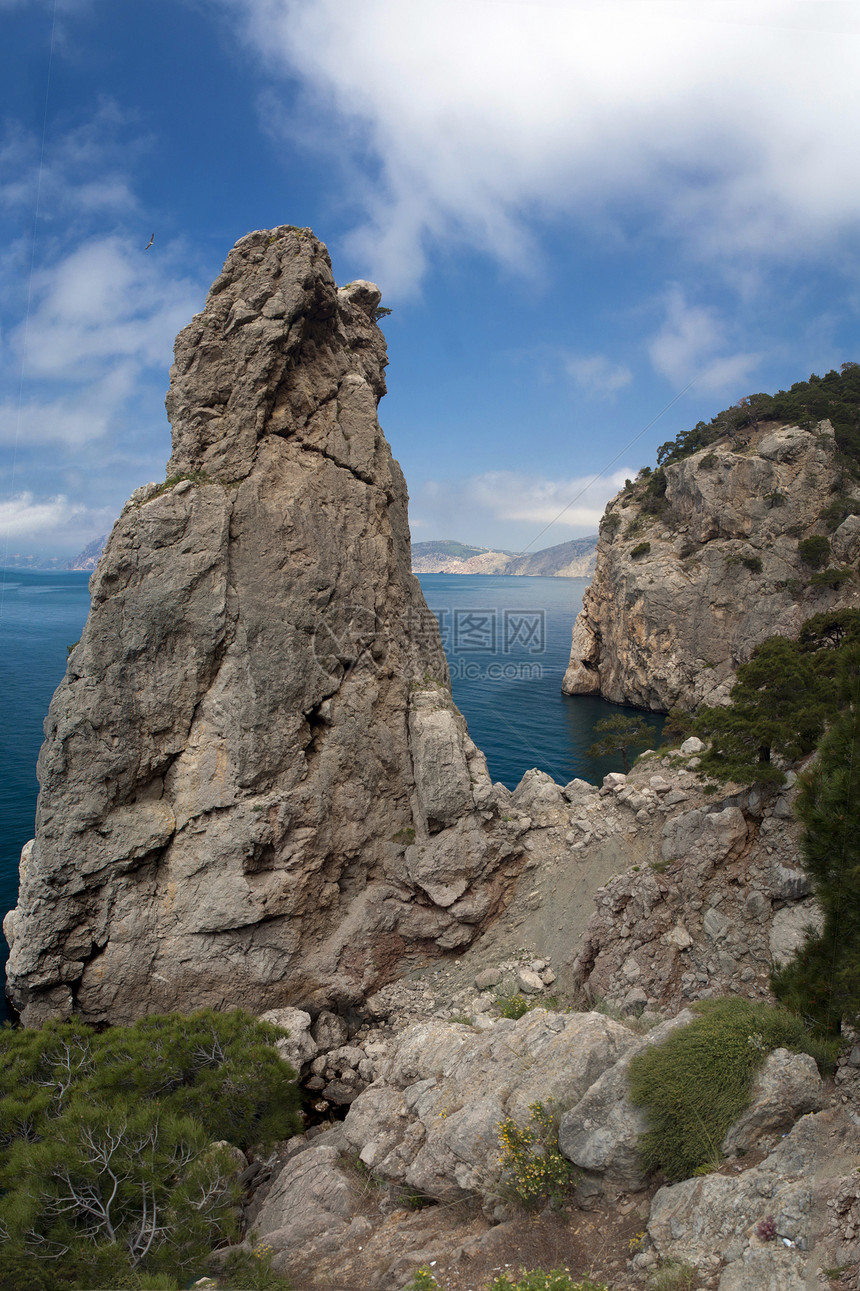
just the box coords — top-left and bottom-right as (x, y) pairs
(721, 1049), (822, 1156)
(558, 1011), (694, 1190)
(259, 1006), (318, 1074)
(341, 1010), (638, 1203)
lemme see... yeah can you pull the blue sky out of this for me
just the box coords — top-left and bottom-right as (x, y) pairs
(2, 0), (860, 557)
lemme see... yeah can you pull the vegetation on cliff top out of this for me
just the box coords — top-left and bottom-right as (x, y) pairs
(654, 362), (860, 470)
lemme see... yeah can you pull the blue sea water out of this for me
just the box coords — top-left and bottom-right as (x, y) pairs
(1, 569), (93, 1018)
(417, 574), (663, 788)
(0, 569), (662, 1018)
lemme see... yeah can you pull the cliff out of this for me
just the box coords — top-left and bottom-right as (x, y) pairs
(412, 534), (597, 577)
(563, 419), (860, 710)
(67, 534), (107, 571)
(4, 227), (522, 1028)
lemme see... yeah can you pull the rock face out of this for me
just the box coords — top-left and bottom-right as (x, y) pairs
(569, 762), (815, 1016)
(340, 1009), (636, 1204)
(563, 422), (860, 710)
(4, 227), (521, 1027)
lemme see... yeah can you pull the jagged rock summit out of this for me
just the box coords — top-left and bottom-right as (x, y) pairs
(563, 420), (860, 710)
(5, 227), (521, 1027)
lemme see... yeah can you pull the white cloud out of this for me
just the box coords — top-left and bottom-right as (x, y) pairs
(0, 491), (114, 544)
(0, 107), (140, 220)
(411, 468), (630, 548)
(18, 236), (199, 380)
(565, 354), (632, 398)
(648, 286), (762, 392)
(227, 0), (860, 293)
(1, 237), (203, 445)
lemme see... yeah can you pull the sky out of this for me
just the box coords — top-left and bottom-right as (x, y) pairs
(2, 0), (860, 558)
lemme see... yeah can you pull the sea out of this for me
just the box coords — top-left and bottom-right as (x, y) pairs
(0, 568), (663, 1018)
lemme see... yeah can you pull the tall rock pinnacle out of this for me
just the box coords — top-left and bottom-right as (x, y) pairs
(5, 227), (520, 1027)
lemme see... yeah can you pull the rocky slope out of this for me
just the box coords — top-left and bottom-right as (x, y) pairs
(563, 421), (860, 710)
(67, 533), (107, 570)
(4, 227), (523, 1027)
(412, 535), (597, 577)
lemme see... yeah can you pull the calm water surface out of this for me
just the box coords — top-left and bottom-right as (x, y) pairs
(417, 574), (662, 788)
(0, 569), (662, 1016)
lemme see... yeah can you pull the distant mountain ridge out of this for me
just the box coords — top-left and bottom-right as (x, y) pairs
(411, 535), (597, 577)
(2, 535), (108, 572)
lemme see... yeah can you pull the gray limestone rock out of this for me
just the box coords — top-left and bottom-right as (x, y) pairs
(769, 899), (825, 968)
(5, 228), (521, 1026)
(720, 1049), (822, 1156)
(563, 423), (859, 711)
(258, 1006), (319, 1075)
(558, 1010), (695, 1190)
(341, 1009), (637, 1203)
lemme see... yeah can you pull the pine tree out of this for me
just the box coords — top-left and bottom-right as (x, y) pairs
(772, 646), (860, 1033)
(588, 714), (655, 773)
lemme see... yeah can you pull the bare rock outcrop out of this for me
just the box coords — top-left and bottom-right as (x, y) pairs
(4, 227), (522, 1027)
(568, 758), (821, 1016)
(563, 422), (860, 711)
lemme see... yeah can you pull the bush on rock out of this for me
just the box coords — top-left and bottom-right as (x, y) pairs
(627, 997), (836, 1181)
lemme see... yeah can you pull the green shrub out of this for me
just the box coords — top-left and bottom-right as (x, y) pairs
(627, 997), (837, 1181)
(809, 567), (853, 588)
(496, 992), (531, 1019)
(220, 1243), (294, 1289)
(630, 541), (651, 559)
(647, 1260), (697, 1290)
(798, 535), (831, 568)
(0, 1011), (301, 1286)
(821, 496), (860, 530)
(496, 1101), (575, 1209)
(601, 512), (622, 539)
(725, 553), (763, 573)
(695, 610), (860, 785)
(588, 713), (657, 774)
(489, 1274), (609, 1291)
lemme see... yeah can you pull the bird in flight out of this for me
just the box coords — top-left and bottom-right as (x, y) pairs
(144, 234), (154, 250)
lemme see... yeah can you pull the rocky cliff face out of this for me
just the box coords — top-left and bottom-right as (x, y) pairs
(4, 227), (521, 1027)
(563, 421), (860, 710)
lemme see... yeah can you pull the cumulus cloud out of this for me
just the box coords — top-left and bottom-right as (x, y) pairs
(1, 236), (203, 446)
(410, 468), (630, 548)
(0, 491), (114, 545)
(19, 236), (199, 381)
(565, 354), (632, 398)
(227, 0), (860, 293)
(0, 106), (140, 222)
(648, 286), (762, 392)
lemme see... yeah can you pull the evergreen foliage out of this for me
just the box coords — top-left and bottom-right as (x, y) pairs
(627, 998), (837, 1181)
(694, 611), (860, 785)
(0, 1010), (301, 1289)
(798, 535), (831, 568)
(588, 714), (656, 773)
(772, 646), (860, 1034)
(655, 362), (860, 471)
